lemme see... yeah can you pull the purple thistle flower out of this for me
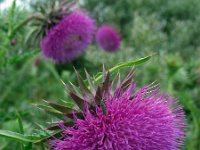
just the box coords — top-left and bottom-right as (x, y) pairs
(50, 81), (186, 150)
(96, 25), (121, 52)
(40, 11), (96, 63)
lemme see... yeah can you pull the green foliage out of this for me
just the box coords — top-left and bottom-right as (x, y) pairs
(0, 0), (200, 149)
(0, 0), (39, 70)
(130, 13), (167, 53)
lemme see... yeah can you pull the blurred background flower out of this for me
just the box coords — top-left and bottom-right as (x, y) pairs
(41, 11), (96, 63)
(96, 25), (120, 52)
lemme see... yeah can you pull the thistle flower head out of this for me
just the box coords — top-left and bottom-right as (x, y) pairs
(43, 69), (186, 150)
(28, 0), (76, 45)
(40, 11), (96, 63)
(96, 25), (121, 52)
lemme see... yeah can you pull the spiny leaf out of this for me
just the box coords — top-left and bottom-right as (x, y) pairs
(37, 104), (66, 120)
(62, 81), (86, 111)
(64, 84), (86, 111)
(61, 80), (81, 96)
(94, 86), (102, 106)
(113, 72), (121, 89)
(68, 92), (86, 111)
(102, 64), (107, 81)
(121, 70), (135, 90)
(65, 112), (84, 119)
(84, 69), (95, 93)
(102, 71), (110, 92)
(100, 100), (107, 115)
(47, 101), (74, 114)
(69, 81), (82, 96)
(75, 69), (92, 97)
(46, 110), (66, 120)
(59, 98), (74, 108)
(36, 103), (55, 111)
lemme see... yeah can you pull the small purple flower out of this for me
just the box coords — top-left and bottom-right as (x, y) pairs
(40, 11), (96, 63)
(96, 25), (120, 52)
(51, 81), (186, 150)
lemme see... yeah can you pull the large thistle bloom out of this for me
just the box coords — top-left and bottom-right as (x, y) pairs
(96, 25), (120, 52)
(40, 11), (96, 63)
(44, 70), (186, 150)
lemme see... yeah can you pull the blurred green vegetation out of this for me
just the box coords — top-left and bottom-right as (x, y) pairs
(0, 0), (200, 149)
